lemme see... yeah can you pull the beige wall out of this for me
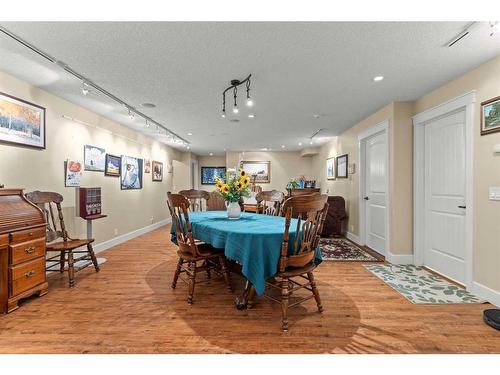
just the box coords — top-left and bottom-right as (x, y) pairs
(413, 55), (500, 291)
(226, 151), (315, 192)
(0, 70), (185, 245)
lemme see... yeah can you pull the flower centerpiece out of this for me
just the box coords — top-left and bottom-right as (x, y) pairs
(215, 168), (251, 219)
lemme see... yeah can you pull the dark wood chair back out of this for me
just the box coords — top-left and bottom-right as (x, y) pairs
(256, 190), (285, 216)
(167, 192), (207, 258)
(279, 194), (328, 273)
(207, 190), (226, 211)
(25, 191), (69, 243)
(179, 189), (209, 211)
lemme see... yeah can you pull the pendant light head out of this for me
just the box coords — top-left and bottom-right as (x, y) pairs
(233, 106), (239, 114)
(246, 98), (254, 107)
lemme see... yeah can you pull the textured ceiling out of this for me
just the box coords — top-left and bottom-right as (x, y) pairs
(0, 22), (499, 155)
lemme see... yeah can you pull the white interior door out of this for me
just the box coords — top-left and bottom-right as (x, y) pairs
(424, 109), (466, 284)
(364, 131), (387, 255)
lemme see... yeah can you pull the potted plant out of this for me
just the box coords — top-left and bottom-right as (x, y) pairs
(215, 169), (251, 219)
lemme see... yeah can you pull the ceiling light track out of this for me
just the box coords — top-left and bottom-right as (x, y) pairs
(0, 25), (189, 146)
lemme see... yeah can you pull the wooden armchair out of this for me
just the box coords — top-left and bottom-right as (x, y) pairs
(207, 190), (226, 211)
(167, 192), (232, 304)
(179, 189), (210, 211)
(25, 191), (100, 288)
(255, 190), (285, 216)
(264, 194), (328, 331)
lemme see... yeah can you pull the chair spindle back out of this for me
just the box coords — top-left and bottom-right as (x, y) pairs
(256, 190), (285, 216)
(167, 192), (202, 257)
(179, 189), (210, 212)
(25, 191), (69, 243)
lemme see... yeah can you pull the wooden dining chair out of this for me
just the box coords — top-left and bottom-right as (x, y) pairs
(167, 192), (232, 304)
(179, 189), (210, 211)
(255, 190), (285, 216)
(207, 190), (226, 211)
(264, 194), (328, 331)
(25, 191), (100, 288)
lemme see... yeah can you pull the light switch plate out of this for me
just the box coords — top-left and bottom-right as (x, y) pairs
(489, 187), (500, 201)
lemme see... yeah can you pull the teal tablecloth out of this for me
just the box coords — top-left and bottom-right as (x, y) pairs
(170, 211), (322, 295)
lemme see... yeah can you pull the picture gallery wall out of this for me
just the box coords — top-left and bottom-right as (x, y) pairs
(0, 70), (182, 245)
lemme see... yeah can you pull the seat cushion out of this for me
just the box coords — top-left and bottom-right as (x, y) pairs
(277, 262), (318, 277)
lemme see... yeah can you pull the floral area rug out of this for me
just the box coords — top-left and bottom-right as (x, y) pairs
(319, 238), (381, 262)
(364, 264), (486, 304)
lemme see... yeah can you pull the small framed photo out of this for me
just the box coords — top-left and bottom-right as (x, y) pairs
(0, 92), (46, 149)
(481, 96), (500, 136)
(144, 159), (151, 173)
(84, 144), (106, 171)
(326, 157), (335, 180)
(336, 154), (348, 178)
(152, 160), (163, 181)
(105, 154), (121, 177)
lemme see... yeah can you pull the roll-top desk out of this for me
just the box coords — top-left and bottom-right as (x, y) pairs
(0, 188), (48, 313)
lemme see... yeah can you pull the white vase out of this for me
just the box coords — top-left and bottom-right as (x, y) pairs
(226, 201), (241, 220)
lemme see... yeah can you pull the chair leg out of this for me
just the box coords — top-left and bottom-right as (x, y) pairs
(59, 251), (65, 272)
(247, 285), (256, 309)
(205, 260), (211, 279)
(281, 278), (289, 332)
(171, 257), (183, 289)
(87, 243), (100, 272)
(187, 261), (196, 305)
(308, 271), (323, 313)
(67, 250), (75, 288)
(219, 255), (232, 292)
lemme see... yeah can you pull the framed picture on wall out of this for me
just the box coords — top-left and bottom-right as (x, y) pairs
(481, 95), (500, 135)
(201, 166), (226, 184)
(65, 159), (82, 187)
(326, 157), (335, 180)
(120, 155), (143, 189)
(105, 154), (121, 177)
(84, 145), (106, 171)
(144, 159), (151, 173)
(152, 160), (163, 181)
(0, 92), (46, 149)
(336, 154), (348, 178)
(241, 161), (270, 183)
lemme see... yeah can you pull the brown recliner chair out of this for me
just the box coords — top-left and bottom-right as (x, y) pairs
(321, 196), (348, 237)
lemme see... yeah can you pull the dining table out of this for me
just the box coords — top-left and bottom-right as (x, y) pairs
(170, 210), (322, 309)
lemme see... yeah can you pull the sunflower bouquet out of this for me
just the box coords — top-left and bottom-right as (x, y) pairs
(215, 169), (252, 203)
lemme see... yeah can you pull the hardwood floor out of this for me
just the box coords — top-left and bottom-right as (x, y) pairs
(0, 225), (498, 354)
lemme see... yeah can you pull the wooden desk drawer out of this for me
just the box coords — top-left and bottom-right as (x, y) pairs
(10, 227), (46, 245)
(10, 238), (46, 266)
(0, 234), (8, 247)
(10, 257), (46, 296)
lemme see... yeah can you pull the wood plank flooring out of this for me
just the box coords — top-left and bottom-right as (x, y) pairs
(0, 225), (498, 354)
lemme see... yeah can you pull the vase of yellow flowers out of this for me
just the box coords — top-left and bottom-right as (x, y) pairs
(215, 168), (251, 220)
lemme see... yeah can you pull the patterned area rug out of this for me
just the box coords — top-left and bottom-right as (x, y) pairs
(319, 238), (381, 262)
(364, 264), (486, 304)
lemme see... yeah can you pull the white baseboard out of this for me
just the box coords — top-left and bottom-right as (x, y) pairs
(386, 252), (414, 265)
(93, 218), (171, 254)
(346, 231), (361, 244)
(470, 281), (500, 307)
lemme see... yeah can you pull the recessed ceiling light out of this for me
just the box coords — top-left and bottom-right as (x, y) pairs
(187, 146), (191, 150)
(281, 145), (286, 149)
(313, 114), (320, 119)
(248, 114), (255, 118)
(140, 103), (156, 108)
(261, 147), (269, 151)
(187, 132), (193, 136)
(298, 142), (303, 146)
(209, 152), (213, 156)
(373, 75), (384, 82)
(309, 140), (314, 145)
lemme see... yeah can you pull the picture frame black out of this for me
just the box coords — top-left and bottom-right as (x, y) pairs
(105, 154), (121, 177)
(0, 91), (46, 149)
(336, 154), (348, 178)
(120, 155), (143, 189)
(201, 166), (226, 185)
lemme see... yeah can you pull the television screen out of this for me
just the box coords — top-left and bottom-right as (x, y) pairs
(201, 166), (226, 185)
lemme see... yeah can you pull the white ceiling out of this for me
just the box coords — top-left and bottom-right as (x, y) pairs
(0, 22), (499, 155)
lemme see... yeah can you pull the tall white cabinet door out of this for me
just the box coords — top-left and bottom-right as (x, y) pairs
(424, 109), (466, 284)
(364, 132), (387, 255)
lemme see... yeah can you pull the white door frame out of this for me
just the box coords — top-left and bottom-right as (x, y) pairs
(413, 91), (475, 288)
(358, 120), (390, 255)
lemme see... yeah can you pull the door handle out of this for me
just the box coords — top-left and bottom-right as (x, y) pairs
(364, 197), (369, 201)
(458, 205), (466, 209)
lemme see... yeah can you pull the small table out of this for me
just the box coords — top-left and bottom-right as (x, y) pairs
(171, 211), (322, 309)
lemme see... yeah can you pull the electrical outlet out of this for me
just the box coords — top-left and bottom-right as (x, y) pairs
(114, 228), (118, 236)
(150, 216), (154, 223)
